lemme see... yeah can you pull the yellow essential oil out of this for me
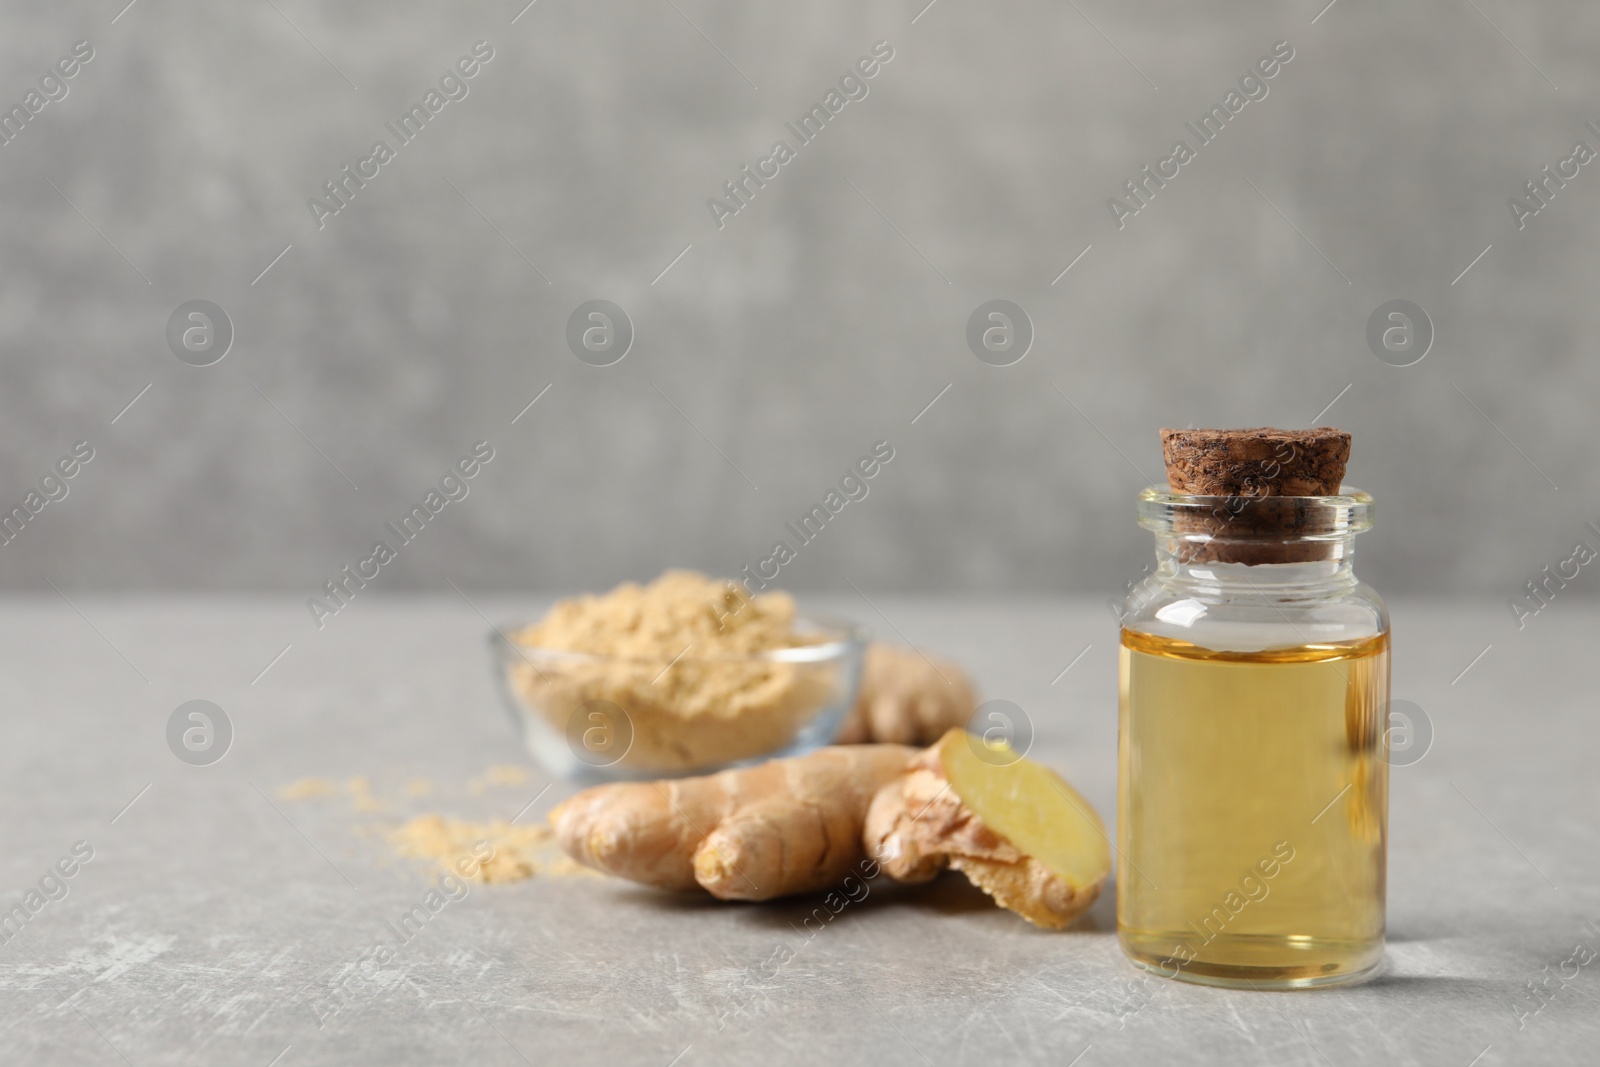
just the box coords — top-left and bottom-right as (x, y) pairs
(1118, 628), (1389, 988)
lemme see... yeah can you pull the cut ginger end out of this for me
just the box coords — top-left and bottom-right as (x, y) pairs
(935, 729), (1111, 889)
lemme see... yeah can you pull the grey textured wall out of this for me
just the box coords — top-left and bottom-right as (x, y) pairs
(2, 0), (1596, 597)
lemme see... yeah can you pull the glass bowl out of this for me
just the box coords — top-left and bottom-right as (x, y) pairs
(490, 615), (866, 782)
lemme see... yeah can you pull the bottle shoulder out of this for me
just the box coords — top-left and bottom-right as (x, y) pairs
(1120, 578), (1388, 652)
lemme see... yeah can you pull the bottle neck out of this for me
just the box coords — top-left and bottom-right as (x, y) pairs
(1152, 535), (1359, 601)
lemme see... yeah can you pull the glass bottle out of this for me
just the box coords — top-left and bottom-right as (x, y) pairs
(1117, 488), (1388, 989)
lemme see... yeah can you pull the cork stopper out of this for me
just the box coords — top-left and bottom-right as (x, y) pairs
(1159, 427), (1352, 564)
(1161, 427), (1350, 496)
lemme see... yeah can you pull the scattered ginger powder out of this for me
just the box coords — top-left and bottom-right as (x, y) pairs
(391, 816), (562, 884)
(507, 570), (834, 772)
(279, 778), (337, 800)
(468, 764), (529, 794)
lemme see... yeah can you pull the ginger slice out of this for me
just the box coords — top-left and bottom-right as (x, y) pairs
(551, 744), (917, 901)
(865, 728), (1110, 929)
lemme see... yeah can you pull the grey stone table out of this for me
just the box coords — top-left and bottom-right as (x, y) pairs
(1, 597), (1596, 1066)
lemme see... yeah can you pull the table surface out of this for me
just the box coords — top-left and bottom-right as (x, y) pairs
(1, 596), (1595, 1066)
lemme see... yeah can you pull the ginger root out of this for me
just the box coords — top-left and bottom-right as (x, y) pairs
(551, 744), (916, 901)
(836, 643), (977, 745)
(865, 728), (1110, 929)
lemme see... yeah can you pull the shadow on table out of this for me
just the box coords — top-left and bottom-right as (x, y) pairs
(725, 871), (1118, 935)
(596, 871), (999, 921)
(604, 885), (731, 913)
